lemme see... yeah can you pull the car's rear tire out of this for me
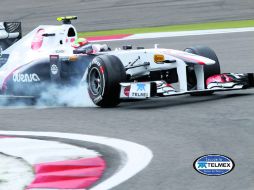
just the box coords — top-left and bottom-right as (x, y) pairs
(87, 55), (126, 107)
(185, 45), (221, 95)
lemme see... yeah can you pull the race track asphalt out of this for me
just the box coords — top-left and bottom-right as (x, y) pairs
(1, 0), (254, 32)
(0, 31), (254, 190)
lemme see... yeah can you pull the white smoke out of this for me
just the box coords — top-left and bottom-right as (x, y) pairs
(36, 70), (96, 107)
(0, 82), (96, 108)
(36, 83), (96, 108)
(0, 67), (97, 108)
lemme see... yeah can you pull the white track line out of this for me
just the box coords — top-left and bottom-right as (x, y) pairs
(91, 27), (254, 42)
(0, 131), (153, 190)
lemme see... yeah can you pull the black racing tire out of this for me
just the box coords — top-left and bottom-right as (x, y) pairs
(87, 55), (126, 108)
(184, 45), (221, 95)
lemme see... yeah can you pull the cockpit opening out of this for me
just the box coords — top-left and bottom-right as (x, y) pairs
(68, 27), (76, 37)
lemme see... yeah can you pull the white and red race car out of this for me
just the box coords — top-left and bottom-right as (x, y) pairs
(0, 16), (253, 107)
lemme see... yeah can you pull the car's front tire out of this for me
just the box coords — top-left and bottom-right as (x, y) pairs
(185, 45), (221, 95)
(87, 55), (126, 108)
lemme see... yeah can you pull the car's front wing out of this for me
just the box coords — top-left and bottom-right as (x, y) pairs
(119, 73), (254, 99)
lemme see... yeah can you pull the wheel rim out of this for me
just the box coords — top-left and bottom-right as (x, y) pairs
(89, 68), (103, 96)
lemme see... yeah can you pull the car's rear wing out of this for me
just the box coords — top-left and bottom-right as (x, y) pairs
(0, 22), (22, 50)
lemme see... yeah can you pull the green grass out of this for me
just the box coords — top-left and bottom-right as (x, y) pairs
(79, 19), (254, 37)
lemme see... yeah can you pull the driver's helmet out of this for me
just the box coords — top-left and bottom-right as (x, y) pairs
(72, 38), (89, 48)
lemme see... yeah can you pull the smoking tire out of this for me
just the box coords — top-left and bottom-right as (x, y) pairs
(185, 45), (221, 96)
(87, 55), (127, 108)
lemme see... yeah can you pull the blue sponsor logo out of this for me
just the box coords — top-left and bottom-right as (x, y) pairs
(193, 154), (235, 176)
(137, 83), (146, 91)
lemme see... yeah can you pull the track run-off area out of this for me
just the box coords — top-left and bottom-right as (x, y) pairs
(0, 0), (254, 189)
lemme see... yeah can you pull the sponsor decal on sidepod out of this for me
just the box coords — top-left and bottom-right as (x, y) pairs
(13, 73), (40, 83)
(51, 64), (58, 75)
(193, 154), (235, 176)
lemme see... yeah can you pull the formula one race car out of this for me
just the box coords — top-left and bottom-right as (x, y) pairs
(0, 16), (253, 107)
